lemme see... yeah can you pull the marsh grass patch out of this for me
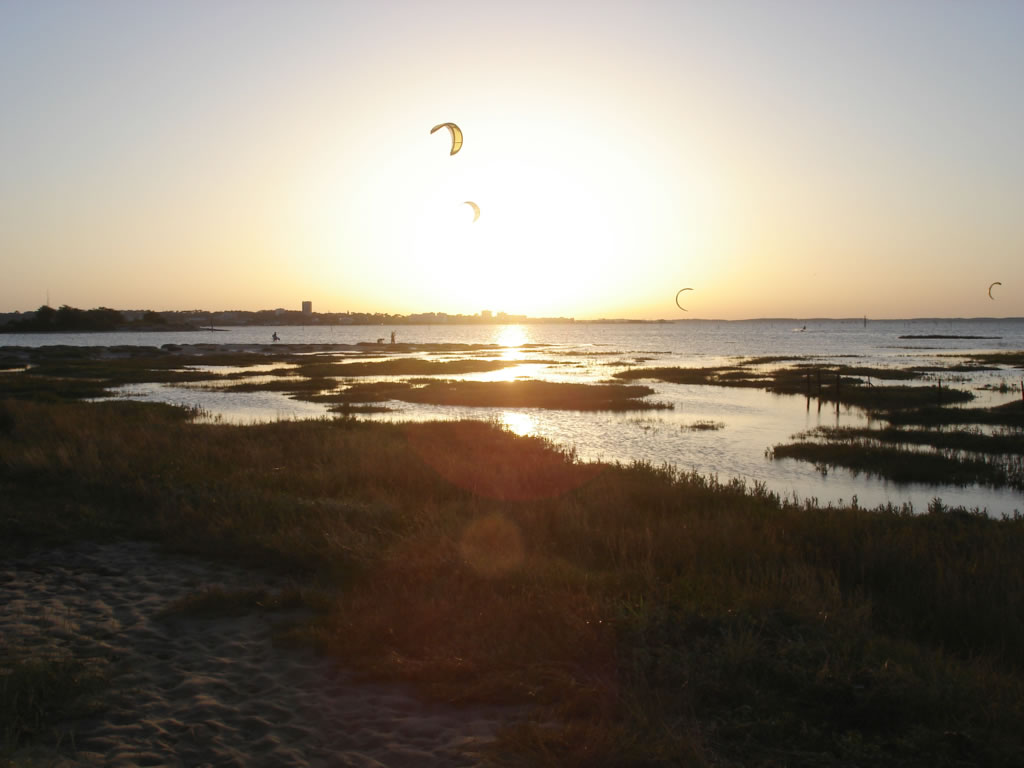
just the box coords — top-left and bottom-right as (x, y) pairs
(327, 403), (393, 414)
(615, 361), (977, 413)
(0, 649), (109, 752)
(397, 379), (671, 411)
(0, 373), (113, 402)
(978, 380), (1022, 394)
(809, 425), (1024, 455)
(300, 379), (671, 411)
(682, 420), (725, 431)
(885, 400), (1024, 428)
(771, 441), (1021, 489)
(292, 358), (520, 378)
(221, 376), (335, 394)
(959, 351), (1024, 368)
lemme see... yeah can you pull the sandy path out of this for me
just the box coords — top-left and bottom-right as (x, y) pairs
(0, 542), (521, 767)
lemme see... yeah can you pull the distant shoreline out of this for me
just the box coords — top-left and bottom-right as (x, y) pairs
(899, 334), (1001, 340)
(3, 317), (1023, 333)
(0, 325), (215, 334)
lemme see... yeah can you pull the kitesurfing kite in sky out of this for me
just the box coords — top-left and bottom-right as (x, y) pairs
(988, 281), (1002, 300)
(430, 122), (463, 155)
(464, 201), (480, 222)
(675, 288), (693, 311)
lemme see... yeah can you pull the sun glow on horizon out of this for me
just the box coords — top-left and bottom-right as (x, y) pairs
(295, 102), (720, 319)
(407, 136), (630, 317)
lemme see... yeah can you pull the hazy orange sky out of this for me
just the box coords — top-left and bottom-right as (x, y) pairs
(2, 1), (1022, 320)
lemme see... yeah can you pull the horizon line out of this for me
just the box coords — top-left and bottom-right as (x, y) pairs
(2, 305), (1023, 326)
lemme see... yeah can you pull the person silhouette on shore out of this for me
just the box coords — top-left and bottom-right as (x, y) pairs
(390, 331), (396, 344)
(272, 332), (280, 342)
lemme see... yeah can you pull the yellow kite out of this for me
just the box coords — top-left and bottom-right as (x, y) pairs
(430, 122), (463, 155)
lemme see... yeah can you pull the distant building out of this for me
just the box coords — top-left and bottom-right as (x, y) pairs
(480, 310), (492, 319)
(302, 301), (312, 315)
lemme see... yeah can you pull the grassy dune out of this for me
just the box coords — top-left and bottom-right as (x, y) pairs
(2, 398), (1023, 766)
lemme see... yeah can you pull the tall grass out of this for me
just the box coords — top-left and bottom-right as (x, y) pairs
(2, 399), (1023, 765)
(0, 649), (107, 754)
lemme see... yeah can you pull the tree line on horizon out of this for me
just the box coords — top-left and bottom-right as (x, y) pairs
(0, 305), (171, 333)
(0, 305), (577, 332)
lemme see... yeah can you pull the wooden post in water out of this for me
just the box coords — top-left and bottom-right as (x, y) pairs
(937, 378), (942, 407)
(835, 373), (841, 415)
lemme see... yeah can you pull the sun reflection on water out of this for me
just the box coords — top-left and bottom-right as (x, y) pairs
(500, 410), (537, 437)
(495, 325), (530, 360)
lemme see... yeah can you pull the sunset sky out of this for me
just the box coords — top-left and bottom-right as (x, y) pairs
(2, 1), (1022, 320)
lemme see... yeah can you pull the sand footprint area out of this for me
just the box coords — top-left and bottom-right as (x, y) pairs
(0, 541), (524, 767)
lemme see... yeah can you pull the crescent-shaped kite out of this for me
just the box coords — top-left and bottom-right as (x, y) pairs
(988, 281), (1002, 300)
(430, 122), (463, 155)
(675, 288), (693, 311)
(464, 201), (480, 222)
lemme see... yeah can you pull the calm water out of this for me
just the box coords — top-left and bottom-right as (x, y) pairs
(6, 319), (1023, 516)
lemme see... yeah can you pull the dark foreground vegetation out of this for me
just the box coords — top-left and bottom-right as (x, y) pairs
(2, 398), (1023, 766)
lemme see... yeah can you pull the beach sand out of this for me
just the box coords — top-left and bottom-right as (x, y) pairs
(1, 542), (522, 767)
